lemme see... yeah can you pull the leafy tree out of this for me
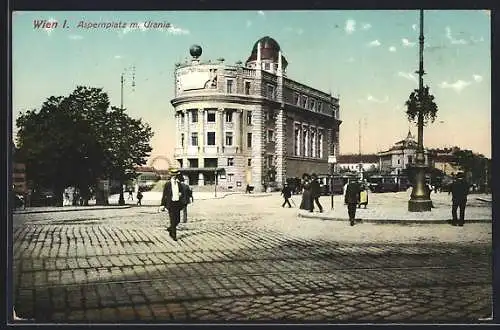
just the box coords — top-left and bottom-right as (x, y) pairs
(16, 86), (154, 206)
(405, 86), (438, 125)
(452, 149), (491, 191)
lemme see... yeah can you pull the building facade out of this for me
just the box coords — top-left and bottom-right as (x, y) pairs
(377, 130), (431, 174)
(337, 154), (379, 173)
(171, 37), (341, 191)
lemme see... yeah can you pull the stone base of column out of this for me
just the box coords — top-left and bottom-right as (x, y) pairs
(408, 199), (433, 212)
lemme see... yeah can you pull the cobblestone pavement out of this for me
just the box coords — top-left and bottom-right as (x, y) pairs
(12, 195), (492, 323)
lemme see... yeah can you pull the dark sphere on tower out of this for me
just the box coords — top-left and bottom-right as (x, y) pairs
(189, 45), (202, 58)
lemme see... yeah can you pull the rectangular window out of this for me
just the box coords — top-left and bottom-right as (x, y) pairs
(226, 79), (233, 93)
(204, 158), (218, 168)
(267, 84), (275, 100)
(319, 131), (324, 158)
(207, 111), (216, 122)
(228, 173), (234, 182)
(310, 99), (316, 111)
(181, 113), (185, 125)
(227, 157), (234, 166)
(247, 158), (252, 166)
(225, 111), (233, 122)
(247, 133), (252, 148)
(301, 95), (308, 108)
(294, 127), (300, 156)
(268, 130), (274, 142)
(247, 111), (252, 125)
(191, 132), (198, 146)
(264, 62), (270, 70)
(311, 131), (316, 157)
(181, 133), (185, 147)
(192, 110), (198, 123)
(188, 158), (198, 168)
(317, 102), (322, 112)
(244, 81), (251, 95)
(225, 132), (233, 146)
(267, 155), (274, 167)
(294, 93), (300, 106)
(207, 132), (216, 145)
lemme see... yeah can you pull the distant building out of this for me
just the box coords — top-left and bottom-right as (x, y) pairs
(430, 148), (461, 176)
(377, 130), (431, 175)
(337, 154), (379, 173)
(171, 36), (341, 191)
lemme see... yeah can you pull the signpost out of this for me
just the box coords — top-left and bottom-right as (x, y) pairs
(328, 155), (337, 210)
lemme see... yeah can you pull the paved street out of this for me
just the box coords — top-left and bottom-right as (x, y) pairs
(12, 193), (492, 322)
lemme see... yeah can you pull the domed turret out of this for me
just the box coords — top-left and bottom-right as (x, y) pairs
(246, 36), (288, 71)
(189, 44), (202, 58)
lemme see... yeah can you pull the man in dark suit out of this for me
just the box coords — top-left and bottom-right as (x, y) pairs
(281, 183), (292, 208)
(345, 178), (361, 226)
(159, 168), (186, 241)
(310, 174), (323, 213)
(449, 172), (470, 227)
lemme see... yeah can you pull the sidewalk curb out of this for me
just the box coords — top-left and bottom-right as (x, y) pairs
(13, 205), (132, 215)
(297, 213), (492, 224)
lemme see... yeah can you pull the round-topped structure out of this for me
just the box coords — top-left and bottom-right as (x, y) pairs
(189, 44), (202, 58)
(246, 36), (288, 69)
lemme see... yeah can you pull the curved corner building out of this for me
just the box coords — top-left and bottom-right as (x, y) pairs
(171, 36), (341, 192)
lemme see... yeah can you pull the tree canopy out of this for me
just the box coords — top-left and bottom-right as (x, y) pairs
(15, 86), (154, 205)
(405, 85), (438, 125)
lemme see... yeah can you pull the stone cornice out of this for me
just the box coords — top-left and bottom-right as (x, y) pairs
(171, 94), (267, 107)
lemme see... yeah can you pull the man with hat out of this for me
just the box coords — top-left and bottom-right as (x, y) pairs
(344, 177), (361, 226)
(159, 167), (185, 240)
(449, 172), (470, 227)
(310, 173), (323, 213)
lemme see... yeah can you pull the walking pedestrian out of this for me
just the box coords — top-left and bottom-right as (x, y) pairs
(310, 173), (323, 213)
(449, 172), (470, 227)
(345, 178), (361, 226)
(358, 184), (368, 209)
(136, 189), (143, 206)
(158, 168), (185, 241)
(281, 183), (292, 208)
(178, 175), (193, 223)
(299, 174), (313, 211)
(128, 187), (134, 200)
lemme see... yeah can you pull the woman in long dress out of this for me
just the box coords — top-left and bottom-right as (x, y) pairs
(299, 174), (313, 211)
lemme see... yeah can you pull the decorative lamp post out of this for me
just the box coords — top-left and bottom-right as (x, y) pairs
(408, 9), (433, 212)
(328, 155), (337, 210)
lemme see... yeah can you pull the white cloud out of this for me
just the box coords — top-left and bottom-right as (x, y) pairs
(446, 26), (467, 45)
(166, 25), (190, 35)
(258, 10), (265, 16)
(246, 20), (252, 27)
(368, 39), (381, 47)
(44, 17), (58, 36)
(473, 74), (483, 83)
(412, 24), (417, 31)
(402, 38), (416, 47)
(296, 28), (304, 35)
(366, 94), (389, 103)
(438, 80), (471, 93)
(345, 19), (356, 34)
(389, 46), (397, 52)
(397, 71), (417, 82)
(347, 57), (355, 63)
(68, 34), (83, 40)
(114, 55), (122, 59)
(361, 23), (372, 30)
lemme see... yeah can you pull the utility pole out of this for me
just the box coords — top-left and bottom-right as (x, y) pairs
(408, 9), (433, 212)
(117, 65), (136, 206)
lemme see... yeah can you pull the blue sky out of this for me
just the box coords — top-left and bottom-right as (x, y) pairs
(12, 10), (491, 161)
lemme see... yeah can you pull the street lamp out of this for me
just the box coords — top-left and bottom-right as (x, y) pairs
(408, 9), (433, 212)
(328, 155), (337, 210)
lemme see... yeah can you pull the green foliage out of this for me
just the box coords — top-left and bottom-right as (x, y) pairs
(405, 85), (438, 125)
(452, 149), (491, 188)
(16, 86), (154, 204)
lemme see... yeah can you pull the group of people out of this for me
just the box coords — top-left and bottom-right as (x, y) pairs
(281, 173), (324, 213)
(127, 187), (143, 205)
(158, 168), (194, 241)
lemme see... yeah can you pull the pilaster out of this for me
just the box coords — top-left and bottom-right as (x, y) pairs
(251, 106), (264, 191)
